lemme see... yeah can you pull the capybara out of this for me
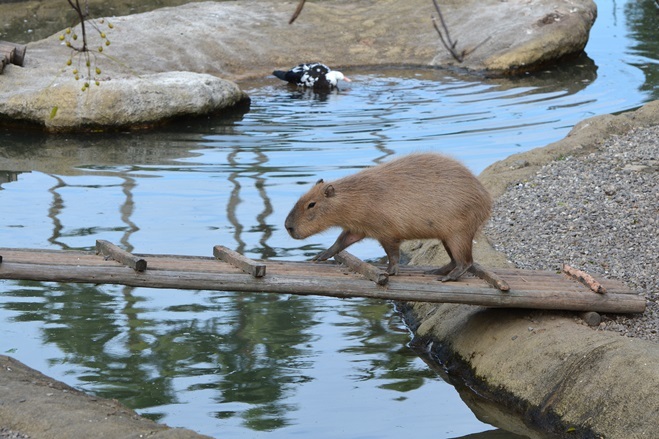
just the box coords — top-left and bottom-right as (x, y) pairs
(284, 153), (492, 281)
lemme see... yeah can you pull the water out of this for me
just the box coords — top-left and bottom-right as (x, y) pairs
(0, 1), (657, 438)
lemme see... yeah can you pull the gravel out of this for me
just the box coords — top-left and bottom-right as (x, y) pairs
(0, 428), (29, 439)
(485, 125), (659, 342)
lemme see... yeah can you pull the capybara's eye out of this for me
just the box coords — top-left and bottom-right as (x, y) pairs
(307, 202), (316, 209)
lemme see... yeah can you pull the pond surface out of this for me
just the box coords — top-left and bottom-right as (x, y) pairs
(0, 1), (657, 438)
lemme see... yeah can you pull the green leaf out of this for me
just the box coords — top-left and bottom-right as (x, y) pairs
(50, 106), (58, 119)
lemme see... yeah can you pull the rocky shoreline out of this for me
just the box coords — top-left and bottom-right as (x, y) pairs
(485, 125), (658, 342)
(402, 101), (659, 438)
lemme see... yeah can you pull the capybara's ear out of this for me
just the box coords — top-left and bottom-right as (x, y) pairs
(324, 184), (336, 198)
(315, 179), (324, 185)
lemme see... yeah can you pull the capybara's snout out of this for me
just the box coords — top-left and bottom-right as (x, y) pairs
(284, 215), (299, 239)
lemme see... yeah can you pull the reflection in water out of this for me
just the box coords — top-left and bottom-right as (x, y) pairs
(44, 173), (139, 251)
(2, 282), (440, 435)
(624, 1), (659, 100)
(46, 175), (66, 248)
(226, 148), (276, 259)
(0, 171), (21, 187)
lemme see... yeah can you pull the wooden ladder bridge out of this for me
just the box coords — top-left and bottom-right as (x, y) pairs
(0, 240), (645, 314)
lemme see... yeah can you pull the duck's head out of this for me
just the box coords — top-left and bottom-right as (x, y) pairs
(325, 71), (351, 87)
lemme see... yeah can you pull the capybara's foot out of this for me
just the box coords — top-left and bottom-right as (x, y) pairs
(425, 262), (454, 276)
(312, 249), (336, 262)
(438, 263), (471, 282)
(386, 262), (399, 276)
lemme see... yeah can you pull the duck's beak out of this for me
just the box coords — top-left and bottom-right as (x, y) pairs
(343, 77), (352, 82)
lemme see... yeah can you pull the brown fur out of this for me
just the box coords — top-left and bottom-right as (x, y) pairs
(284, 153), (492, 281)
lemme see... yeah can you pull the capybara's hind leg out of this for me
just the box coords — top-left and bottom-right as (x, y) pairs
(425, 262), (454, 276)
(379, 238), (402, 275)
(439, 262), (471, 282)
(436, 237), (473, 282)
(424, 240), (456, 276)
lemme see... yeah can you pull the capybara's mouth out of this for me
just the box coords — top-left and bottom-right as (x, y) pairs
(286, 227), (301, 239)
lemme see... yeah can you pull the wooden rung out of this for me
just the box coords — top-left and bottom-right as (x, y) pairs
(213, 245), (266, 277)
(334, 251), (389, 286)
(95, 240), (147, 272)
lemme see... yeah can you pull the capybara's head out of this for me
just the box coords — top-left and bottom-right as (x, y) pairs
(285, 179), (338, 239)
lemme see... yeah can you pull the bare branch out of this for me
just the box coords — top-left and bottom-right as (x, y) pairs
(431, 0), (491, 63)
(289, 0), (307, 25)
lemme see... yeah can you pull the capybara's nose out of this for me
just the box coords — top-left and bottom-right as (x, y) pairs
(286, 226), (295, 237)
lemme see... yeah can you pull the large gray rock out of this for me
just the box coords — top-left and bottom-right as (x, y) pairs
(0, 0), (596, 132)
(1, 71), (247, 131)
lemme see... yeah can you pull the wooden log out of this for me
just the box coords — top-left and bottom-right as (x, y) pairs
(469, 263), (510, 291)
(334, 251), (389, 286)
(213, 245), (266, 277)
(95, 240), (147, 272)
(0, 259), (646, 313)
(0, 45), (14, 72)
(11, 43), (26, 66)
(562, 264), (606, 294)
(0, 41), (27, 66)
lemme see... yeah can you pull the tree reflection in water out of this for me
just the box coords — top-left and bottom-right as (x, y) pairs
(1, 280), (434, 432)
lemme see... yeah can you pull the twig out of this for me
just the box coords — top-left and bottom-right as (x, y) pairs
(431, 0), (491, 63)
(289, 0), (307, 24)
(67, 0), (89, 52)
(562, 264), (607, 294)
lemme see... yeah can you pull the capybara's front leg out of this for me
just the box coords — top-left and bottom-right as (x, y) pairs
(379, 238), (402, 275)
(312, 229), (365, 261)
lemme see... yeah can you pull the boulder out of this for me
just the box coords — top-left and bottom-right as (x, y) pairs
(1, 71), (248, 131)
